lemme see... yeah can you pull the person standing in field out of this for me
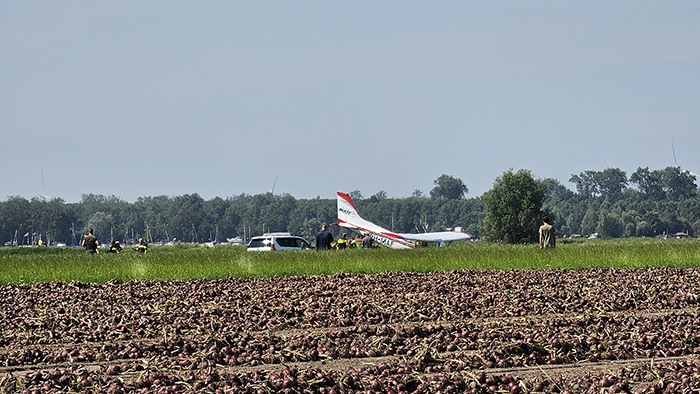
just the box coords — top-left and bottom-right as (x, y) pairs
(108, 240), (122, 253)
(315, 224), (334, 250)
(539, 216), (556, 249)
(362, 235), (374, 249)
(352, 234), (363, 248)
(336, 233), (348, 250)
(132, 238), (148, 254)
(82, 228), (99, 254)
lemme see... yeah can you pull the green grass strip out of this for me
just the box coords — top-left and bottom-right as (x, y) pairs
(1, 238), (700, 285)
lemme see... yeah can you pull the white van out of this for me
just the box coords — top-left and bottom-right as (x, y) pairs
(246, 233), (313, 251)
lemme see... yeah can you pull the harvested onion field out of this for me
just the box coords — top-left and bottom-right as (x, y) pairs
(2, 267), (700, 393)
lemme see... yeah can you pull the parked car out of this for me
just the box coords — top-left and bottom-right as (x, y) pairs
(246, 233), (313, 251)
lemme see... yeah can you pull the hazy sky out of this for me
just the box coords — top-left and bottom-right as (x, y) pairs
(2, 1), (699, 203)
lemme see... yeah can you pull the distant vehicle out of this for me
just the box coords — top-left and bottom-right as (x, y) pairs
(226, 237), (246, 246)
(336, 191), (472, 248)
(246, 232), (313, 252)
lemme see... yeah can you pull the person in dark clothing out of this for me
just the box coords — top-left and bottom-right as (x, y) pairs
(315, 224), (334, 250)
(82, 228), (99, 254)
(362, 235), (374, 249)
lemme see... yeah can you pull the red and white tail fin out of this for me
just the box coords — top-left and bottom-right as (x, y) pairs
(337, 192), (361, 228)
(337, 191), (416, 249)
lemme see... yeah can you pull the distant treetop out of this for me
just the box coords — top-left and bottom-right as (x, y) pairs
(430, 174), (468, 200)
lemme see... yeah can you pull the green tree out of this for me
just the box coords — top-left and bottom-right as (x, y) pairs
(348, 190), (363, 200)
(369, 190), (388, 202)
(692, 219), (700, 237)
(298, 217), (322, 242)
(569, 170), (599, 198)
(662, 166), (697, 201)
(569, 168), (627, 199)
(168, 194), (205, 242)
(597, 168), (628, 199)
(597, 212), (623, 238)
(430, 174), (468, 200)
(481, 169), (546, 244)
(630, 167), (664, 200)
(580, 208), (599, 236)
(37, 198), (71, 245)
(636, 221), (653, 237)
(87, 212), (114, 242)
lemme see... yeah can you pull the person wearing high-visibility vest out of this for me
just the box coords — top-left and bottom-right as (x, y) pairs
(132, 238), (148, 254)
(336, 233), (348, 250)
(350, 234), (363, 249)
(108, 240), (123, 253)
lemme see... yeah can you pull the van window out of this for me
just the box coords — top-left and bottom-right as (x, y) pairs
(248, 239), (270, 248)
(277, 238), (296, 247)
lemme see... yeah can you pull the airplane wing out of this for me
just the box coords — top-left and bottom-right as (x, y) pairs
(396, 231), (472, 242)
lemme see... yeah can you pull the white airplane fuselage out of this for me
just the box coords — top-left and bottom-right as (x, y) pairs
(336, 192), (471, 249)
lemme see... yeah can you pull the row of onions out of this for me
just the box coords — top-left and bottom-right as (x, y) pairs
(3, 356), (700, 393)
(2, 312), (700, 369)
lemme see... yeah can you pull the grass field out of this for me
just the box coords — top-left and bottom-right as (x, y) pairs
(1, 238), (699, 285)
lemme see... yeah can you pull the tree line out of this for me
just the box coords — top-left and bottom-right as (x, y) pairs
(1, 167), (698, 247)
(0, 175), (475, 246)
(546, 166), (699, 239)
(480, 166), (699, 243)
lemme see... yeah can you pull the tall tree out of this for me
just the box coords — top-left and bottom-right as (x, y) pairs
(348, 190), (363, 200)
(430, 174), (468, 200)
(87, 212), (114, 242)
(569, 168), (627, 199)
(596, 168), (628, 198)
(580, 208), (599, 236)
(369, 190), (388, 202)
(597, 212), (624, 238)
(569, 170), (599, 198)
(662, 166), (697, 201)
(630, 167), (664, 200)
(481, 169), (546, 244)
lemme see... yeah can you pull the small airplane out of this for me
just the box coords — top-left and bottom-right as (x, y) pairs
(336, 191), (472, 248)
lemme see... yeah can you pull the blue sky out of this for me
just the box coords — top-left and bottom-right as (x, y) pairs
(2, 1), (699, 202)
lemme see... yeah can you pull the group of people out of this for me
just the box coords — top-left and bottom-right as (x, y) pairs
(83, 218), (554, 254)
(315, 224), (376, 250)
(81, 228), (148, 254)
